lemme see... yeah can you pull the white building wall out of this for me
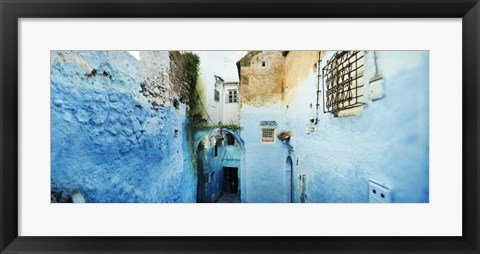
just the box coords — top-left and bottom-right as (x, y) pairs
(222, 102), (240, 125)
(195, 51), (246, 126)
(222, 85), (240, 125)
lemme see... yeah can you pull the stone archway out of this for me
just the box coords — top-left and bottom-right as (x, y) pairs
(194, 128), (245, 156)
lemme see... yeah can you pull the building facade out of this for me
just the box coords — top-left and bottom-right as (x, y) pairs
(195, 51), (245, 127)
(238, 50), (429, 203)
(212, 75), (240, 126)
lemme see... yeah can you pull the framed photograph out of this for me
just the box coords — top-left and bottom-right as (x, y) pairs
(1, 0), (479, 253)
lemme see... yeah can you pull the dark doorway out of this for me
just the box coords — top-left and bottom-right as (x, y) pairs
(223, 167), (238, 193)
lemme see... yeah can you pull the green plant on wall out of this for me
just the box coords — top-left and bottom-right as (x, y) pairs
(186, 52), (201, 118)
(193, 123), (240, 132)
(184, 52), (201, 170)
(220, 124), (240, 132)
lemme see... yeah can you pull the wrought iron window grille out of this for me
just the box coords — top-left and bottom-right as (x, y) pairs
(322, 51), (365, 114)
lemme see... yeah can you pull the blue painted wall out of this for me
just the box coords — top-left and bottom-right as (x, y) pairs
(240, 51), (429, 203)
(239, 106), (291, 203)
(50, 51), (195, 202)
(198, 132), (225, 202)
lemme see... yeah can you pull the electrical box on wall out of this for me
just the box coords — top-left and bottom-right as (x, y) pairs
(368, 180), (391, 203)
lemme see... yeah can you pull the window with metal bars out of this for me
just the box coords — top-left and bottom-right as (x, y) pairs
(322, 51), (365, 115)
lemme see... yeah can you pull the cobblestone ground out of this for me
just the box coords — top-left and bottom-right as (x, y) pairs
(216, 193), (240, 203)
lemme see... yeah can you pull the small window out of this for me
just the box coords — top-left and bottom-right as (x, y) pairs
(228, 89), (238, 103)
(261, 128), (275, 143)
(261, 61), (266, 67)
(226, 133), (235, 145)
(214, 89), (220, 102)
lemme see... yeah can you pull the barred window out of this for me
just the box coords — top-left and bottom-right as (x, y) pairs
(228, 89), (238, 103)
(323, 51), (365, 116)
(261, 128), (275, 143)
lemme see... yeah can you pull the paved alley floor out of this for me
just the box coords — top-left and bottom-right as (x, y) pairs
(216, 193), (240, 203)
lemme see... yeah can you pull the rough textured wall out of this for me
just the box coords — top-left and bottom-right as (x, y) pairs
(284, 51), (321, 105)
(239, 51), (285, 106)
(50, 51), (195, 203)
(169, 51), (193, 104)
(138, 51), (171, 108)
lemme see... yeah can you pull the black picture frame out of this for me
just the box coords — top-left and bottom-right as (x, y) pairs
(1, 0), (479, 253)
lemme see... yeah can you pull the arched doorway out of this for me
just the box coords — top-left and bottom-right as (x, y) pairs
(194, 128), (244, 203)
(285, 156), (293, 203)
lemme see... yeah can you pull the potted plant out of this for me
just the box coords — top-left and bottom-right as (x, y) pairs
(277, 130), (294, 141)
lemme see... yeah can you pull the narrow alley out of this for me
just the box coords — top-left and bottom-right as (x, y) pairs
(50, 50), (429, 204)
